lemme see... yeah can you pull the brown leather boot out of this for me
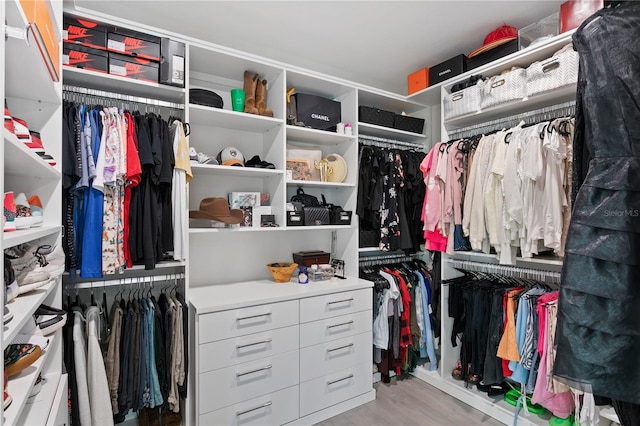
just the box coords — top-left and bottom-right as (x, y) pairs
(256, 79), (274, 117)
(243, 71), (259, 114)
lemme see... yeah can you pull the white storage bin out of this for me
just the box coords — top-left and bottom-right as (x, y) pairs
(443, 83), (482, 120)
(480, 67), (527, 109)
(526, 44), (579, 97)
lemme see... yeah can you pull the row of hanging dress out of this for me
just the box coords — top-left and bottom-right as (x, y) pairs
(62, 101), (191, 278)
(361, 259), (437, 383)
(357, 144), (426, 252)
(420, 117), (575, 264)
(63, 286), (189, 426)
(446, 271), (605, 423)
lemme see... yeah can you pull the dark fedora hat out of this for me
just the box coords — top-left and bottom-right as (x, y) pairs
(189, 197), (243, 224)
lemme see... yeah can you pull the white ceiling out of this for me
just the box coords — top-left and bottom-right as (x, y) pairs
(67, 0), (564, 95)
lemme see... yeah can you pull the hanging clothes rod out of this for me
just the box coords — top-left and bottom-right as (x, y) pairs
(359, 134), (425, 150)
(65, 272), (185, 290)
(63, 84), (185, 110)
(447, 100), (576, 139)
(359, 251), (423, 266)
(447, 259), (561, 282)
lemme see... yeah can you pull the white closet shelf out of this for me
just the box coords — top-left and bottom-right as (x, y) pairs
(189, 225), (352, 234)
(411, 366), (549, 426)
(358, 123), (427, 143)
(189, 103), (283, 133)
(18, 371), (62, 425)
(191, 163), (284, 178)
(4, 1), (60, 105)
(444, 84), (577, 130)
(3, 276), (61, 348)
(63, 67), (185, 104)
(287, 125), (355, 145)
(358, 89), (427, 116)
(286, 180), (355, 188)
(286, 224), (351, 231)
(448, 251), (563, 269)
(2, 226), (61, 250)
(4, 333), (59, 425)
(408, 30), (576, 107)
(358, 247), (381, 253)
(4, 131), (62, 180)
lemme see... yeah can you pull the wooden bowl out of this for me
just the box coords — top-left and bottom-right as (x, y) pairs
(267, 262), (298, 283)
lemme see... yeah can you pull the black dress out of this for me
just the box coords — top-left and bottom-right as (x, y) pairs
(555, 2), (640, 406)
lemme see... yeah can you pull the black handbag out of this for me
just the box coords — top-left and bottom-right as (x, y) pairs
(291, 187), (320, 207)
(320, 195), (352, 225)
(303, 206), (330, 226)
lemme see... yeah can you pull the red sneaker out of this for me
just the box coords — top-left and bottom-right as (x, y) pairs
(4, 100), (14, 134)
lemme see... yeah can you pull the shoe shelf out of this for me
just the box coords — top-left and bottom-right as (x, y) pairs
(286, 179), (356, 189)
(191, 163), (285, 178)
(4, 1), (60, 107)
(286, 125), (355, 146)
(18, 371), (63, 425)
(2, 226), (62, 251)
(4, 333), (59, 426)
(189, 104), (283, 133)
(63, 67), (185, 104)
(3, 276), (61, 348)
(3, 131), (61, 180)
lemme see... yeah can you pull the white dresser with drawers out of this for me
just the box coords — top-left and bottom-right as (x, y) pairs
(189, 278), (375, 425)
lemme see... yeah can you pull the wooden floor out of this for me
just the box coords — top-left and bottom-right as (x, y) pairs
(315, 375), (505, 426)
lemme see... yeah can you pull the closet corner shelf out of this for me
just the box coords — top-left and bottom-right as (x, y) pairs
(4, 0), (60, 106)
(4, 333), (59, 426)
(188, 226), (284, 234)
(443, 84), (577, 130)
(3, 276), (60, 348)
(188, 103), (283, 133)
(358, 123), (427, 143)
(62, 67), (185, 104)
(286, 125), (355, 145)
(407, 30), (576, 107)
(4, 131), (62, 180)
(191, 163), (284, 178)
(448, 251), (563, 270)
(18, 371), (63, 426)
(2, 226), (61, 250)
(286, 179), (355, 188)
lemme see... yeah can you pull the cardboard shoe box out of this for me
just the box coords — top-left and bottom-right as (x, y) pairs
(108, 52), (159, 83)
(292, 93), (341, 131)
(107, 28), (161, 62)
(160, 38), (186, 88)
(63, 15), (108, 50)
(430, 54), (467, 86)
(63, 44), (108, 73)
(408, 67), (429, 95)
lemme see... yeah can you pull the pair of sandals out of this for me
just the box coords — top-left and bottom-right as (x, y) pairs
(452, 360), (480, 385)
(503, 388), (547, 415)
(245, 155), (275, 169)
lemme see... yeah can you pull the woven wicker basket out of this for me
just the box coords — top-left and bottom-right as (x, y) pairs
(267, 262), (298, 283)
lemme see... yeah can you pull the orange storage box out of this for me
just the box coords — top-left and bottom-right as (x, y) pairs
(408, 68), (429, 95)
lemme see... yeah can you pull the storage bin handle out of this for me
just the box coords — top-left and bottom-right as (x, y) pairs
(451, 93), (464, 102)
(542, 60), (561, 73)
(491, 78), (506, 88)
(236, 401), (272, 416)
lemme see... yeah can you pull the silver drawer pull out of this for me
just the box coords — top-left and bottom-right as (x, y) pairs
(236, 338), (272, 350)
(327, 298), (353, 305)
(236, 365), (272, 377)
(236, 401), (272, 417)
(236, 312), (272, 321)
(327, 343), (354, 352)
(327, 320), (354, 329)
(327, 374), (354, 385)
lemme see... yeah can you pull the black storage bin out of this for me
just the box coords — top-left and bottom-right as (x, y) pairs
(430, 54), (467, 85)
(286, 211), (304, 226)
(358, 106), (395, 128)
(359, 230), (379, 248)
(393, 114), (425, 134)
(467, 39), (519, 71)
(330, 210), (352, 225)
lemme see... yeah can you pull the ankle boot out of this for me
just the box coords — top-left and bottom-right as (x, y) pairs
(243, 71), (259, 114)
(256, 79), (274, 117)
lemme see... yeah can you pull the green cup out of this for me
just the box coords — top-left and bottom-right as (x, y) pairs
(230, 88), (245, 112)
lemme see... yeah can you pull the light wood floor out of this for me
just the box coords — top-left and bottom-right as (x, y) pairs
(315, 375), (505, 426)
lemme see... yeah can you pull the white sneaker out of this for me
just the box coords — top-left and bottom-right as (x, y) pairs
(13, 193), (35, 229)
(11, 333), (49, 350)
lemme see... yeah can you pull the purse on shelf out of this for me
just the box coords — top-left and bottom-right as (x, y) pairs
(291, 187), (320, 207)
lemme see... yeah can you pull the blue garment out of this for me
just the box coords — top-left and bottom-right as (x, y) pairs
(415, 270), (438, 371)
(80, 109), (103, 278)
(141, 298), (150, 407)
(509, 291), (530, 384)
(144, 298), (163, 407)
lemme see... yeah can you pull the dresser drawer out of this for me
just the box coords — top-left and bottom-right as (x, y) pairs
(299, 361), (372, 417)
(299, 288), (372, 323)
(199, 385), (299, 426)
(300, 332), (372, 382)
(199, 300), (299, 343)
(198, 350), (299, 414)
(199, 325), (299, 373)
(299, 310), (371, 348)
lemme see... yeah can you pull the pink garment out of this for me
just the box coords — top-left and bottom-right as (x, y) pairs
(443, 143), (464, 225)
(420, 143), (444, 233)
(424, 230), (448, 252)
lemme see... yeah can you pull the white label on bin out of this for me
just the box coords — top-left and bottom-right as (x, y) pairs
(108, 39), (126, 52)
(110, 64), (127, 76)
(62, 30), (68, 40)
(62, 54), (69, 65)
(172, 55), (185, 84)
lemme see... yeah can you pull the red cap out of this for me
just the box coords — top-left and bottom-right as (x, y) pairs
(468, 25), (518, 58)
